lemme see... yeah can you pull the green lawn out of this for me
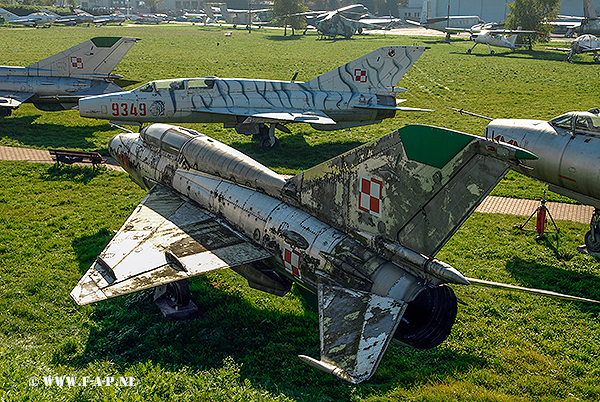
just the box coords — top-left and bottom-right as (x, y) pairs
(1, 25), (599, 401)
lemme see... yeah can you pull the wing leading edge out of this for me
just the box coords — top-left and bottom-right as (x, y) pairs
(71, 185), (271, 305)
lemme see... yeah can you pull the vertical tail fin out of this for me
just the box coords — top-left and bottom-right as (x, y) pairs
(204, 3), (215, 20)
(26, 37), (138, 78)
(584, 0), (598, 20)
(305, 46), (426, 93)
(508, 33), (518, 46)
(285, 125), (537, 257)
(218, 3), (231, 23)
(0, 8), (18, 19)
(420, 0), (431, 24)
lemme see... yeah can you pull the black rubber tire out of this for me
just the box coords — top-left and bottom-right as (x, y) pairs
(585, 230), (600, 252)
(167, 280), (190, 307)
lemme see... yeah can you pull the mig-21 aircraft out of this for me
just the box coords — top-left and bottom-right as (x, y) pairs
(78, 46), (430, 148)
(450, 107), (600, 252)
(0, 37), (137, 116)
(70, 122), (600, 384)
(0, 7), (55, 27)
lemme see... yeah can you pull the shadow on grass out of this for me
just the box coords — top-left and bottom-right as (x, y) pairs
(230, 132), (363, 171)
(65, 229), (484, 399)
(505, 256), (600, 310)
(265, 34), (305, 41)
(41, 163), (106, 184)
(448, 49), (569, 62)
(0, 114), (115, 151)
(60, 274), (483, 400)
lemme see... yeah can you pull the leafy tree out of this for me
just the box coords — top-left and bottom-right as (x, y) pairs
(272, 0), (306, 36)
(506, 0), (560, 42)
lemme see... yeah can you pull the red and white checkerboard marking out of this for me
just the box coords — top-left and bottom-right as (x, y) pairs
(354, 68), (367, 83)
(283, 248), (301, 279)
(359, 176), (383, 216)
(70, 56), (84, 69)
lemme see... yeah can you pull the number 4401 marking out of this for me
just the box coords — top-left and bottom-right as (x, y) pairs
(112, 103), (147, 117)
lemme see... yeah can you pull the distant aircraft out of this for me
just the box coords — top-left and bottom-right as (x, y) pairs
(79, 46), (431, 149)
(124, 12), (163, 23)
(546, 34), (600, 62)
(451, 107), (600, 252)
(48, 9), (94, 26)
(0, 7), (55, 27)
(556, 0), (600, 37)
(278, 4), (393, 38)
(461, 29), (542, 54)
(0, 37), (137, 116)
(205, 2), (270, 28)
(92, 10), (127, 25)
(405, 0), (484, 40)
(70, 121), (600, 384)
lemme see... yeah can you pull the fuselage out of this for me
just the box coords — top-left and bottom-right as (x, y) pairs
(79, 77), (396, 130)
(485, 111), (600, 206)
(108, 123), (460, 349)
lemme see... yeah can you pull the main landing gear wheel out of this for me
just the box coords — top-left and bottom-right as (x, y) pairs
(260, 135), (280, 149)
(585, 208), (600, 252)
(467, 49), (472, 54)
(166, 279), (190, 307)
(584, 230), (600, 252)
(490, 50), (495, 55)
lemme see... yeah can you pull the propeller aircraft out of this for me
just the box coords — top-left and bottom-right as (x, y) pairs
(457, 28), (542, 54)
(78, 46), (431, 149)
(546, 34), (600, 62)
(0, 37), (138, 117)
(70, 121), (600, 384)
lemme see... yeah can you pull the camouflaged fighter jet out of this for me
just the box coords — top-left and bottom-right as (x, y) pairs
(78, 46), (430, 149)
(70, 122), (600, 384)
(0, 37), (137, 116)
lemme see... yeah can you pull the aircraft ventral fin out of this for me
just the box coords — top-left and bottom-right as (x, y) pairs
(192, 107), (338, 125)
(70, 185), (271, 305)
(299, 278), (407, 384)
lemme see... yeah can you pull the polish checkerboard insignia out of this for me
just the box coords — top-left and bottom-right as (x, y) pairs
(359, 176), (383, 216)
(70, 56), (84, 69)
(354, 69), (367, 83)
(283, 248), (301, 279)
(388, 49), (396, 57)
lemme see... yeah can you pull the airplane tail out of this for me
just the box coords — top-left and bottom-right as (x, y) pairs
(285, 125), (537, 257)
(204, 3), (215, 20)
(218, 3), (231, 23)
(420, 0), (431, 24)
(508, 33), (519, 46)
(584, 0), (598, 20)
(0, 7), (18, 19)
(305, 45), (426, 93)
(26, 37), (138, 78)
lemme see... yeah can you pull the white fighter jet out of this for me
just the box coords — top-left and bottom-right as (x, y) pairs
(0, 37), (137, 116)
(78, 46), (430, 148)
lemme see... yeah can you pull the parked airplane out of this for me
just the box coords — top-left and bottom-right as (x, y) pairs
(70, 121), (600, 384)
(0, 7), (55, 27)
(0, 37), (137, 116)
(557, 0), (600, 37)
(462, 29), (541, 54)
(205, 2), (270, 28)
(78, 46), (430, 148)
(405, 0), (484, 40)
(279, 4), (390, 38)
(92, 10), (127, 25)
(546, 34), (600, 62)
(451, 107), (600, 252)
(49, 9), (94, 26)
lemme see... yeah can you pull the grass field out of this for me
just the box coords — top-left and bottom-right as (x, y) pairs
(1, 25), (600, 401)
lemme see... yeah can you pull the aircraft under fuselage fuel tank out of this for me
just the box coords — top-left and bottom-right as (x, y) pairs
(78, 46), (430, 148)
(0, 37), (137, 116)
(70, 122), (599, 383)
(482, 108), (600, 251)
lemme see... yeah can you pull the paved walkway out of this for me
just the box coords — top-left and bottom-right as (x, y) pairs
(0, 145), (124, 172)
(0, 145), (593, 224)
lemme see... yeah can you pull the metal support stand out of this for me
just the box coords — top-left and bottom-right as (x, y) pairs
(514, 190), (560, 242)
(154, 279), (198, 319)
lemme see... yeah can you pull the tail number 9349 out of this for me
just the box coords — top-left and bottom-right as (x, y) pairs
(112, 103), (147, 117)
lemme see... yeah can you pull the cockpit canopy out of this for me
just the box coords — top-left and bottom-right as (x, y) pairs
(140, 123), (200, 154)
(134, 77), (216, 93)
(550, 108), (600, 135)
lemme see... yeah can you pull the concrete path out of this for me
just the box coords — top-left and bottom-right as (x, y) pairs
(0, 145), (593, 224)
